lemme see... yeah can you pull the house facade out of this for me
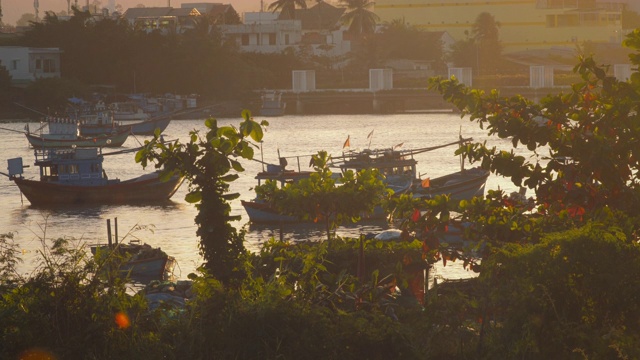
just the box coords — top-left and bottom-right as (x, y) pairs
(122, 7), (201, 34)
(220, 12), (303, 53)
(0, 46), (63, 87)
(374, 0), (636, 54)
(220, 2), (351, 58)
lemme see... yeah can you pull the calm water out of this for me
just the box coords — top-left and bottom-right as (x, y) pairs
(0, 114), (530, 280)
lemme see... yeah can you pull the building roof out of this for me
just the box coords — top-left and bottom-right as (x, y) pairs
(280, 1), (345, 30)
(123, 7), (200, 20)
(504, 47), (582, 67)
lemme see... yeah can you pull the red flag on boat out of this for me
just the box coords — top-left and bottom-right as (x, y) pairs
(421, 178), (430, 188)
(343, 135), (350, 149)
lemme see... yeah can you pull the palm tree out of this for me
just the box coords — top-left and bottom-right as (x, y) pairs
(340, 0), (379, 36)
(267, 0), (307, 20)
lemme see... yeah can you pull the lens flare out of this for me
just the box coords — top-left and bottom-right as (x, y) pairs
(19, 348), (57, 359)
(115, 311), (130, 329)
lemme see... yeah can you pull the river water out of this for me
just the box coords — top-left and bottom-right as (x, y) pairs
(0, 113), (530, 281)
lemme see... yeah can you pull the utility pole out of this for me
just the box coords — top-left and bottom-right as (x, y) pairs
(67, 0), (71, 13)
(34, 0), (39, 22)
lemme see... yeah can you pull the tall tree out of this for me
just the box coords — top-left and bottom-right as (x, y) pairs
(136, 111), (267, 285)
(267, 0), (307, 20)
(340, 0), (379, 36)
(471, 12), (502, 75)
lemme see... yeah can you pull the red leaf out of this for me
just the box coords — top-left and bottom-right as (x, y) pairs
(411, 208), (421, 222)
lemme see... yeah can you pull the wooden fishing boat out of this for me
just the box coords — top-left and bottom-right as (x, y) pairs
(91, 242), (176, 282)
(241, 163), (314, 224)
(76, 102), (171, 136)
(128, 116), (172, 136)
(5, 147), (184, 205)
(25, 118), (130, 148)
(241, 199), (299, 224)
(331, 137), (490, 202)
(411, 167), (489, 201)
(25, 129), (130, 148)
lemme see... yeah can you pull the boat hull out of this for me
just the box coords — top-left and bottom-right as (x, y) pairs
(113, 113), (150, 121)
(413, 167), (490, 201)
(79, 117), (171, 136)
(26, 129), (129, 148)
(129, 117), (172, 135)
(13, 173), (184, 205)
(91, 245), (176, 281)
(241, 200), (299, 224)
(120, 255), (175, 281)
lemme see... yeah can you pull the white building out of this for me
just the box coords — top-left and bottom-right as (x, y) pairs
(0, 46), (63, 87)
(221, 2), (351, 58)
(221, 13), (302, 53)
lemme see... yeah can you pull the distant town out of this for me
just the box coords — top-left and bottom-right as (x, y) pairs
(1, 0), (640, 117)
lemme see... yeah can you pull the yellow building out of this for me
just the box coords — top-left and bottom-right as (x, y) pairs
(374, 0), (636, 55)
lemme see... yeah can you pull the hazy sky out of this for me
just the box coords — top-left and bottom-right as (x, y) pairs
(2, 0), (263, 26)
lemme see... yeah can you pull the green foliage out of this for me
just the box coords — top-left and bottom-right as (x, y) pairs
(340, 0), (379, 36)
(0, 233), (21, 290)
(256, 150), (389, 241)
(267, 0), (307, 20)
(423, 28), (640, 359)
(23, 77), (89, 113)
(448, 12), (505, 75)
(15, 12), (256, 101)
(0, 61), (12, 108)
(429, 55), (640, 227)
(480, 224), (640, 358)
(378, 19), (445, 67)
(136, 112), (267, 286)
(0, 231), (165, 359)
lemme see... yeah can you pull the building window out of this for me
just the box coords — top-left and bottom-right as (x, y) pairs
(285, 34), (290, 45)
(11, 60), (18, 70)
(36, 59), (42, 70)
(241, 34), (249, 46)
(43, 59), (56, 73)
(269, 33), (276, 45)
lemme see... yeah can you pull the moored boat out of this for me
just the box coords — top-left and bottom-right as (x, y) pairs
(26, 128), (130, 148)
(91, 242), (176, 282)
(259, 91), (286, 117)
(5, 147), (184, 205)
(241, 163), (314, 224)
(129, 116), (172, 136)
(26, 117), (130, 148)
(76, 101), (171, 136)
(331, 137), (490, 202)
(110, 101), (151, 121)
(412, 167), (489, 201)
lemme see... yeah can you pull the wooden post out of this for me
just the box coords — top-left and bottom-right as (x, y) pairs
(107, 219), (112, 247)
(114, 217), (118, 245)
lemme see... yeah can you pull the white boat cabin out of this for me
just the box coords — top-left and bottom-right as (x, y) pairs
(32, 148), (108, 185)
